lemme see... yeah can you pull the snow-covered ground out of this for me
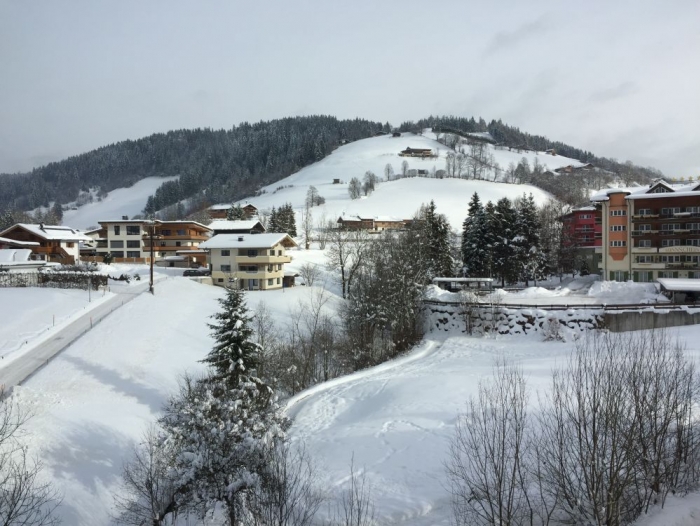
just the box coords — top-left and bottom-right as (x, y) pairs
(7, 270), (700, 525)
(0, 287), (115, 362)
(236, 134), (577, 230)
(62, 176), (178, 230)
(426, 275), (669, 306)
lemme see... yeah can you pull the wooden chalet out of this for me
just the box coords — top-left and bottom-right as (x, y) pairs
(398, 147), (433, 158)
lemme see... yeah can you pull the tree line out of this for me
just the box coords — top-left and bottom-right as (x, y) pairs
(0, 116), (386, 212)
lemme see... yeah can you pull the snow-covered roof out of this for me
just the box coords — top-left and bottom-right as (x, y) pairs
(0, 224), (91, 242)
(0, 236), (39, 247)
(571, 206), (596, 212)
(209, 203), (258, 211)
(175, 249), (207, 255)
(338, 214), (406, 222)
(97, 219), (211, 230)
(0, 249), (33, 263)
(209, 220), (264, 231)
(656, 278), (700, 292)
(199, 233), (297, 249)
(590, 181), (700, 202)
(163, 256), (186, 261)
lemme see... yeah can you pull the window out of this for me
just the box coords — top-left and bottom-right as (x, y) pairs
(611, 270), (627, 282)
(126, 251), (140, 258)
(610, 225), (626, 231)
(579, 214), (592, 219)
(268, 278), (273, 286)
(177, 229), (185, 236)
(110, 240), (124, 248)
(650, 186), (671, 194)
(662, 239), (681, 247)
(690, 272), (700, 279)
(66, 242), (74, 248)
(636, 255), (653, 263)
(688, 223), (700, 231)
(637, 271), (653, 282)
(638, 224), (651, 231)
(277, 264), (282, 271)
(217, 278), (224, 283)
(126, 226), (140, 235)
(660, 255), (681, 263)
(240, 265), (257, 272)
(247, 249), (258, 257)
(637, 208), (652, 215)
(111, 251), (124, 258)
(221, 249), (230, 256)
(610, 240), (626, 247)
(220, 264), (231, 272)
(661, 223), (681, 230)
(686, 239), (700, 246)
(637, 240), (652, 247)
(276, 278), (280, 284)
(661, 207), (681, 215)
(688, 207), (700, 214)
(659, 271), (677, 278)
(278, 250), (282, 256)
(126, 240), (140, 248)
(161, 229), (172, 236)
(610, 209), (627, 216)
(114, 225), (121, 235)
(175, 242), (181, 247)
(267, 265), (273, 272)
(269, 249), (275, 256)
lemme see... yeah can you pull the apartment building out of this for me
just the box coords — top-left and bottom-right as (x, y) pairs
(0, 223), (90, 264)
(198, 233), (297, 290)
(560, 206), (602, 271)
(591, 180), (700, 281)
(96, 220), (211, 265)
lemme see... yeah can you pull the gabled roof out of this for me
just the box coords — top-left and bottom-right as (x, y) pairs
(0, 236), (39, 247)
(646, 180), (675, 193)
(0, 224), (91, 242)
(199, 233), (297, 250)
(209, 220), (265, 232)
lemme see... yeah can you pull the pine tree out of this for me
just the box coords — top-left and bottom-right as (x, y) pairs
(201, 285), (260, 387)
(161, 285), (288, 524)
(461, 192), (491, 277)
(422, 200), (453, 279)
(514, 193), (547, 285)
(492, 197), (519, 286)
(226, 204), (246, 220)
(268, 206), (280, 232)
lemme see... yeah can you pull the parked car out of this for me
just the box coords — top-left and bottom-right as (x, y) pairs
(183, 268), (211, 277)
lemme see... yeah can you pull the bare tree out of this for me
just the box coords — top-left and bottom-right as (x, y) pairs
(348, 178), (362, 200)
(299, 263), (321, 287)
(401, 160), (409, 178)
(114, 426), (178, 526)
(326, 456), (376, 526)
(0, 393), (61, 526)
(252, 301), (279, 382)
(316, 216), (333, 250)
(326, 229), (370, 299)
(247, 441), (325, 526)
(301, 204), (313, 250)
(383, 164), (394, 182)
(447, 360), (532, 526)
(362, 172), (377, 196)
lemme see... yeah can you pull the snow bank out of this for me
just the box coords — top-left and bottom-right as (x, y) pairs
(587, 280), (665, 304)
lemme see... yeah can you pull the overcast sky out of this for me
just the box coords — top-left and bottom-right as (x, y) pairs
(1, 0), (698, 176)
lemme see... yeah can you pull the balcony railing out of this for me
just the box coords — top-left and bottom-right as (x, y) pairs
(234, 255), (291, 264)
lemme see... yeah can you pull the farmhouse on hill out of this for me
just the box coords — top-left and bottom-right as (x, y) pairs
(398, 147), (433, 158)
(208, 203), (258, 220)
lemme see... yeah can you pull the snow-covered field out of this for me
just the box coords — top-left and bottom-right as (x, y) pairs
(235, 134), (577, 230)
(0, 287), (115, 362)
(6, 270), (700, 525)
(62, 176), (178, 230)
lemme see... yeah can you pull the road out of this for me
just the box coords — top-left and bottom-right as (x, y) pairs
(0, 277), (165, 390)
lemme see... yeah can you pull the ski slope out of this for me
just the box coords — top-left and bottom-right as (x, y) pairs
(62, 176), (178, 229)
(237, 133), (582, 229)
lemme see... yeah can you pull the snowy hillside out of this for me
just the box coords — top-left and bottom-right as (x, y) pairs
(62, 176), (178, 229)
(237, 133), (582, 230)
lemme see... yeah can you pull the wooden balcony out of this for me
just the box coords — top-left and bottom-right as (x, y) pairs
(144, 234), (209, 242)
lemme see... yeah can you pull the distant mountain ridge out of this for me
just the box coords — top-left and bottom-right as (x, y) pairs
(0, 115), (662, 217)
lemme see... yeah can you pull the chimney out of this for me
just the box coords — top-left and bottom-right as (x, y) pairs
(39, 222), (44, 230)
(122, 215), (128, 220)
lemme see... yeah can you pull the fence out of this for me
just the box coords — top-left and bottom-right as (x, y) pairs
(422, 299), (698, 312)
(0, 271), (108, 290)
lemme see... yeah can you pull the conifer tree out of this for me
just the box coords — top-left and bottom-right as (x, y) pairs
(269, 206), (280, 232)
(423, 200), (453, 279)
(226, 204), (246, 220)
(201, 285), (260, 387)
(461, 192), (491, 277)
(492, 197), (519, 286)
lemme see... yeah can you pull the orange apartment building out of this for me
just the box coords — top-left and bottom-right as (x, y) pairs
(592, 180), (700, 281)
